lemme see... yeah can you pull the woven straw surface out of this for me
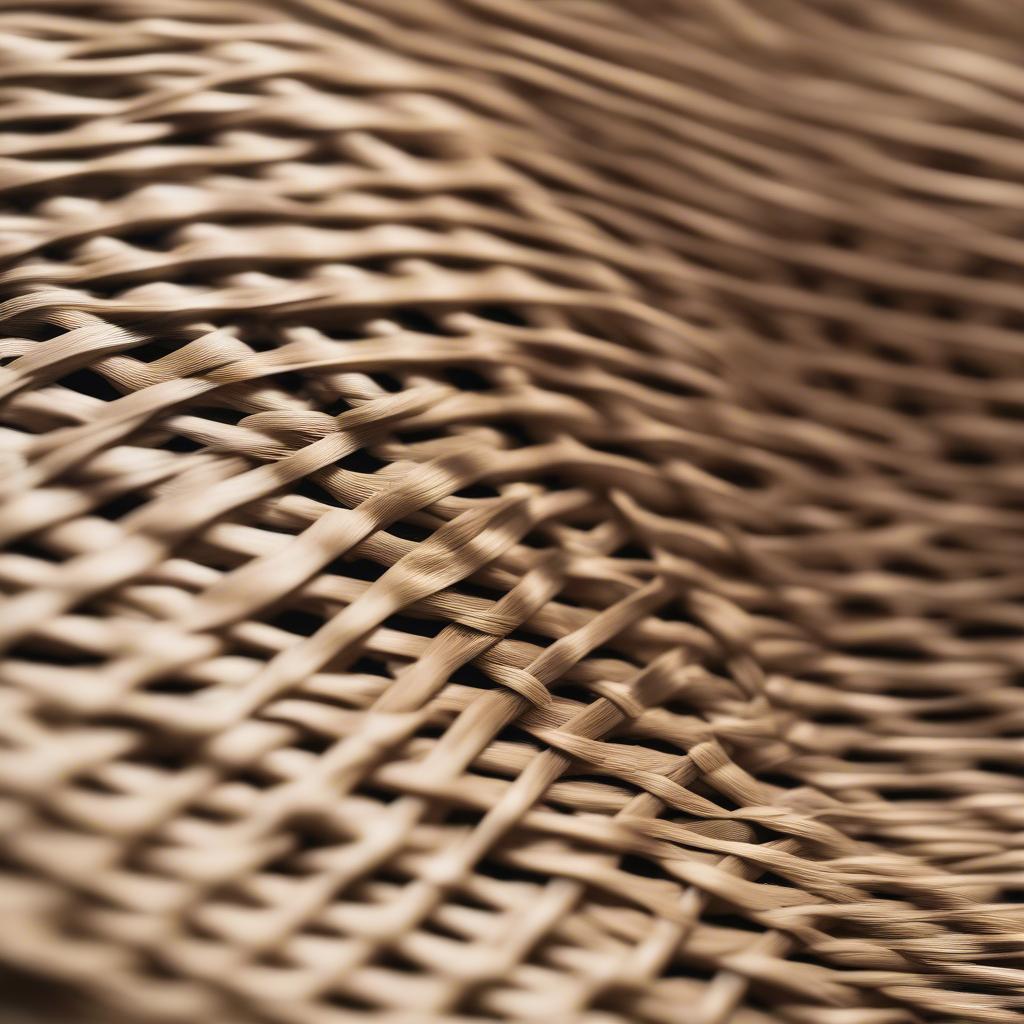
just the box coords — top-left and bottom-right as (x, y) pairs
(0, 1), (1022, 1022)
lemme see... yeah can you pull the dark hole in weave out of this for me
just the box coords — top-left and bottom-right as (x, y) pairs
(814, 711), (861, 726)
(420, 916), (465, 942)
(392, 307), (444, 334)
(354, 783), (399, 806)
(619, 853), (673, 882)
(475, 858), (549, 886)
(368, 370), (403, 393)
(349, 656), (392, 677)
(387, 134), (453, 160)
(329, 557), (386, 582)
(886, 686), (955, 700)
(882, 788), (953, 802)
(789, 265), (820, 292)
(946, 445), (998, 467)
(952, 981), (1024, 996)
(554, 774), (640, 806)
(819, 319), (850, 347)
(495, 723), (545, 751)
(703, 458), (768, 490)
(505, 626), (554, 649)
(7, 538), (61, 563)
(225, 768), (272, 792)
(585, 440), (635, 460)
(757, 771), (803, 790)
(383, 613), (444, 639)
(956, 620), (1020, 640)
(780, 949), (821, 967)
(455, 482), (501, 499)
(116, 225), (181, 253)
(291, 731), (332, 755)
(387, 519), (433, 542)
(251, 948), (299, 970)
(585, 641), (636, 665)
(838, 595), (889, 617)
(270, 607), (323, 638)
(611, 543), (649, 561)
(882, 557), (943, 581)
(873, 343), (914, 365)
(337, 447), (388, 474)
(445, 366), (492, 392)
(907, 477), (962, 501)
(476, 304), (529, 327)
(949, 354), (996, 380)
(979, 760), (1024, 779)
(445, 887), (495, 917)
(445, 806), (483, 828)
(449, 663), (499, 691)
(10, 117), (85, 138)
(324, 992), (376, 1011)
(518, 529), (552, 550)
(72, 773), (120, 796)
(806, 369), (856, 396)
(265, 368), (316, 397)
(753, 871), (797, 891)
(891, 392), (931, 418)
(7, 638), (103, 667)
(614, 734), (685, 757)
(194, 405), (247, 425)
(639, 372), (703, 398)
(865, 286), (897, 310)
(551, 684), (598, 708)
(533, 473), (573, 492)
(931, 532), (971, 551)
(842, 642), (930, 662)
(34, 234), (86, 263)
(301, 919), (344, 939)
(143, 675), (206, 695)
(133, 950), (187, 983)
(128, 337), (191, 363)
(164, 433), (204, 453)
(58, 367), (122, 403)
(991, 400), (1024, 420)
(322, 396), (354, 417)
(357, 182), (430, 199)
(688, 781), (740, 812)
(395, 427), (446, 447)
(295, 478), (343, 507)
(498, 420), (535, 450)
(656, 957), (721, 985)
(921, 706), (991, 723)
(704, 910), (765, 934)
(184, 802), (233, 824)
(374, 949), (423, 975)
(843, 748), (892, 764)
(447, 188), (509, 211)
(94, 491), (147, 521)
(450, 576), (505, 601)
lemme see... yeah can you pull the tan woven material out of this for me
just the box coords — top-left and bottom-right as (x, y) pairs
(1, 1), (1022, 1021)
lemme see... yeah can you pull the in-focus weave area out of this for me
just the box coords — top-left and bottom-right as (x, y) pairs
(0, 1), (1022, 1022)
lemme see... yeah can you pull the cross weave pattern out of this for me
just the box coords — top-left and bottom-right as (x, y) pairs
(0, 2), (1022, 1022)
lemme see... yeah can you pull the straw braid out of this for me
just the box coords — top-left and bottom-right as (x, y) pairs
(1, 2), (1022, 1022)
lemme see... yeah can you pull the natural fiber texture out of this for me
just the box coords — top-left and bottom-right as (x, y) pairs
(0, 1), (1022, 1022)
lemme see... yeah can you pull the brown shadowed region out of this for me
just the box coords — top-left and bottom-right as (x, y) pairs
(0, 1), (1022, 1022)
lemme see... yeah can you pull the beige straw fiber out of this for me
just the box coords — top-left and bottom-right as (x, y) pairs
(0, 1), (1022, 1022)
